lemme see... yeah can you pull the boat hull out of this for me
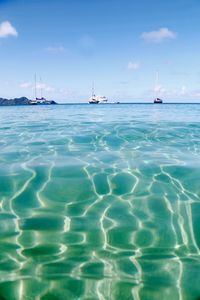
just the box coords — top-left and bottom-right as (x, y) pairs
(154, 98), (163, 104)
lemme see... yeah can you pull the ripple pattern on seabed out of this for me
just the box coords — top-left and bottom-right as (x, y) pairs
(0, 104), (200, 300)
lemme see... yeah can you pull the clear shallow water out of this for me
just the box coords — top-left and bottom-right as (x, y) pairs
(0, 104), (200, 300)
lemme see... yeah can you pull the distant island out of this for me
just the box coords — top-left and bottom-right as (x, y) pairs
(0, 97), (57, 106)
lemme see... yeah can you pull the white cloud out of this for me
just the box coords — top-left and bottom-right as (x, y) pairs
(141, 27), (177, 43)
(45, 46), (65, 53)
(127, 61), (140, 70)
(20, 82), (32, 88)
(59, 88), (78, 99)
(180, 85), (187, 96)
(154, 84), (166, 94)
(0, 21), (18, 38)
(19, 81), (55, 93)
(150, 85), (195, 99)
(36, 83), (55, 92)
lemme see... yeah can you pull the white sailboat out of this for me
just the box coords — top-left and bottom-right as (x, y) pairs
(29, 75), (52, 105)
(88, 82), (108, 104)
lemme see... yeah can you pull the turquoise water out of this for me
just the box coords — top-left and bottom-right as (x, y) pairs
(0, 104), (200, 300)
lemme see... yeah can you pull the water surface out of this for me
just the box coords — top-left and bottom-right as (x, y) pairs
(0, 104), (200, 300)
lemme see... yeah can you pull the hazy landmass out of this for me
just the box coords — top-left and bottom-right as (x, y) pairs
(0, 97), (57, 106)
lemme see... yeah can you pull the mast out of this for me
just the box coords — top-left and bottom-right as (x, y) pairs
(40, 77), (43, 98)
(92, 81), (95, 98)
(155, 71), (158, 99)
(34, 73), (37, 99)
(155, 71), (159, 99)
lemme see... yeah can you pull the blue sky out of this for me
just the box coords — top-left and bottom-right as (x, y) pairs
(0, 0), (200, 102)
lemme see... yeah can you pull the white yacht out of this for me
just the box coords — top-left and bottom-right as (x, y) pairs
(29, 97), (46, 105)
(88, 83), (108, 104)
(88, 95), (108, 104)
(88, 94), (99, 104)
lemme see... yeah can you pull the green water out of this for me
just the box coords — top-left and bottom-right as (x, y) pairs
(0, 104), (200, 300)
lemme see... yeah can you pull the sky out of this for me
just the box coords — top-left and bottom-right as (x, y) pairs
(0, 0), (200, 102)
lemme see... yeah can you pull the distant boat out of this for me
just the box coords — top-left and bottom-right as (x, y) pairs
(89, 95), (108, 104)
(29, 75), (55, 105)
(29, 98), (56, 105)
(29, 99), (37, 105)
(34, 97), (46, 104)
(154, 97), (163, 104)
(154, 71), (163, 104)
(88, 95), (99, 104)
(88, 82), (108, 104)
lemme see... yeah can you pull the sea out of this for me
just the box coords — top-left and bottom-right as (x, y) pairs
(0, 104), (200, 300)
